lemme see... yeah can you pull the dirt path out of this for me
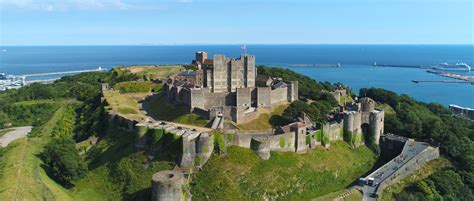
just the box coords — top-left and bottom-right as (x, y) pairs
(0, 126), (32, 147)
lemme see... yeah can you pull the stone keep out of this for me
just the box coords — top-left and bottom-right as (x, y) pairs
(151, 170), (185, 201)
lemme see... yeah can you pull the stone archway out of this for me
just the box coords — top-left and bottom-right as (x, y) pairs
(361, 123), (370, 142)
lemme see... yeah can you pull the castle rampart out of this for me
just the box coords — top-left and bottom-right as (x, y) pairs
(361, 134), (439, 198)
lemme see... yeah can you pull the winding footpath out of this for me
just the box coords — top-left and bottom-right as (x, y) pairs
(0, 126), (32, 147)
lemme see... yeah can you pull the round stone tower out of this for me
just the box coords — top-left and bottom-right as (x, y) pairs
(250, 137), (270, 160)
(151, 170), (186, 201)
(343, 111), (355, 133)
(135, 123), (149, 148)
(360, 97), (375, 113)
(196, 132), (214, 167)
(369, 110), (385, 144)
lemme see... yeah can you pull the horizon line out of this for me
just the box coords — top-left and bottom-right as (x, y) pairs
(1, 43), (474, 47)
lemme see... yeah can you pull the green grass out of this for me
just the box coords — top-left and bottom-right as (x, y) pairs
(0, 105), (74, 201)
(125, 65), (184, 80)
(117, 107), (139, 114)
(144, 91), (211, 127)
(380, 158), (451, 201)
(175, 114), (208, 127)
(237, 104), (289, 132)
(12, 99), (80, 106)
(103, 90), (146, 120)
(190, 141), (377, 200)
(72, 126), (175, 200)
(146, 92), (187, 119)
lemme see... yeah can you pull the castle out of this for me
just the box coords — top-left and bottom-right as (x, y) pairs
(164, 52), (298, 124)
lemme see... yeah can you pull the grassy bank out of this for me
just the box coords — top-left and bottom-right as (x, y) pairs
(144, 92), (207, 127)
(190, 141), (377, 200)
(71, 126), (175, 200)
(237, 104), (288, 132)
(0, 105), (74, 200)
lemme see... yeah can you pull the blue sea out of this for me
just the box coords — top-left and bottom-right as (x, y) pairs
(0, 45), (473, 107)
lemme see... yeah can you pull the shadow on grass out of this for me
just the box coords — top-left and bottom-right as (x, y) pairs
(123, 187), (151, 201)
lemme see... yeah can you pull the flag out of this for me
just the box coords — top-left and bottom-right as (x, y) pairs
(240, 44), (247, 50)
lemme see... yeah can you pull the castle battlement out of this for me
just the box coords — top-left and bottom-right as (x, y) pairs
(165, 51), (298, 124)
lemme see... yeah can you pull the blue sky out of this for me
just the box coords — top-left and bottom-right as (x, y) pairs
(0, 0), (472, 45)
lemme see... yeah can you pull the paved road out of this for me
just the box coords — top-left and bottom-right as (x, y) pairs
(0, 126), (32, 147)
(362, 140), (429, 200)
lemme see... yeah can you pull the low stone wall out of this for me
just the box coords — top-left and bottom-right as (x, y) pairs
(269, 132), (296, 152)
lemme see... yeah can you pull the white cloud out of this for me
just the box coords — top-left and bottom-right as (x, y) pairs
(0, 0), (165, 12)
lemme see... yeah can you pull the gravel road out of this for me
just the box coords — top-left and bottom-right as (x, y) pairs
(0, 126), (32, 147)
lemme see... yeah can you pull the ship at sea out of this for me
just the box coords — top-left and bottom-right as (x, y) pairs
(433, 62), (471, 71)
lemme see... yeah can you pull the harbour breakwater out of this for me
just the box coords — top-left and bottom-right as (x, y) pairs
(373, 63), (433, 69)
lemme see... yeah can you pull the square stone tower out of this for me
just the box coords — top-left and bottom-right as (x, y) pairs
(211, 54), (256, 93)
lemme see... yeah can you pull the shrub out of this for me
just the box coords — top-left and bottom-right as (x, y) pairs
(115, 81), (153, 93)
(43, 137), (87, 188)
(213, 131), (226, 154)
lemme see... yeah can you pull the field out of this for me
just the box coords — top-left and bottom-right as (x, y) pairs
(103, 90), (148, 120)
(190, 141), (377, 200)
(126, 65), (184, 80)
(237, 104), (289, 132)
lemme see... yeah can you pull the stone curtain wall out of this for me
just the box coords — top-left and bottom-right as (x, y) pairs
(270, 87), (288, 105)
(375, 146), (439, 195)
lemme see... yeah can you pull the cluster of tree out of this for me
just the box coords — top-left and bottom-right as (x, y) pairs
(257, 66), (343, 126)
(0, 102), (60, 129)
(110, 67), (140, 84)
(74, 95), (108, 141)
(360, 87), (474, 198)
(395, 169), (473, 200)
(43, 137), (87, 188)
(257, 66), (349, 100)
(0, 72), (109, 129)
(34, 104), (89, 188)
(282, 96), (338, 125)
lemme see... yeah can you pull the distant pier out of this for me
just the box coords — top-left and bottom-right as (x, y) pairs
(18, 67), (106, 78)
(373, 62), (433, 69)
(426, 70), (474, 82)
(289, 63), (341, 68)
(412, 80), (474, 84)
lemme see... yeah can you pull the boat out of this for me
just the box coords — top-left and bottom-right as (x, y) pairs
(433, 62), (471, 71)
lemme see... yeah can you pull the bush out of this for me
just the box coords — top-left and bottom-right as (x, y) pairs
(43, 137), (87, 188)
(213, 131), (226, 154)
(115, 81), (153, 93)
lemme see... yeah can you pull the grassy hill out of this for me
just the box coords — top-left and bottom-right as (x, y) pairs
(71, 126), (175, 200)
(0, 105), (74, 200)
(190, 141), (377, 200)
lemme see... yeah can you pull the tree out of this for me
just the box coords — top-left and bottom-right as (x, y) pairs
(0, 111), (9, 129)
(43, 137), (87, 187)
